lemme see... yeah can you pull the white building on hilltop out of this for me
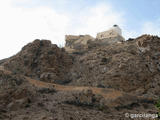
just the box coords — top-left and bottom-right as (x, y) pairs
(111, 25), (122, 35)
(96, 25), (123, 40)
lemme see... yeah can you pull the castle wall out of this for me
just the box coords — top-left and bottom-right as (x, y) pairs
(65, 35), (95, 52)
(65, 26), (125, 53)
(96, 26), (122, 40)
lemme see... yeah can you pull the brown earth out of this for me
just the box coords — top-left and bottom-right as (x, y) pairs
(0, 35), (160, 120)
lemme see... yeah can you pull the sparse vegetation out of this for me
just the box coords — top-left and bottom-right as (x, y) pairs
(156, 99), (160, 117)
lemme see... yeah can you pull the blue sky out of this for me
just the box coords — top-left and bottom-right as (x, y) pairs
(0, 0), (160, 59)
(14, 0), (160, 31)
(110, 0), (160, 29)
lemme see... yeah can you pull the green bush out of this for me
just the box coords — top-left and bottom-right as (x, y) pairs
(156, 99), (160, 109)
(155, 99), (160, 118)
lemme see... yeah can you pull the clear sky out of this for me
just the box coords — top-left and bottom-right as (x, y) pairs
(0, 0), (160, 59)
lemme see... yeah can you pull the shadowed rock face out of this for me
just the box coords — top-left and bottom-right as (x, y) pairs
(0, 34), (160, 120)
(2, 39), (73, 84)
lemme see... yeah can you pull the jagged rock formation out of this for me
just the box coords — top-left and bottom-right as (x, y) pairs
(2, 39), (73, 84)
(67, 35), (160, 93)
(0, 34), (160, 120)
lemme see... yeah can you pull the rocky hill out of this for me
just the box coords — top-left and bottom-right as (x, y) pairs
(0, 34), (160, 120)
(2, 40), (73, 84)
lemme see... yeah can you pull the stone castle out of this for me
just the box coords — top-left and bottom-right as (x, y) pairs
(65, 25), (125, 53)
(96, 25), (122, 39)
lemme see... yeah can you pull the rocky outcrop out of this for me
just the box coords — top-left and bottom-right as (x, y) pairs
(2, 39), (73, 84)
(68, 35), (160, 94)
(65, 89), (105, 107)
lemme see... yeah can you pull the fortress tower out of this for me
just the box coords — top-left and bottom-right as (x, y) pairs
(96, 25), (125, 44)
(96, 25), (123, 40)
(65, 25), (125, 53)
